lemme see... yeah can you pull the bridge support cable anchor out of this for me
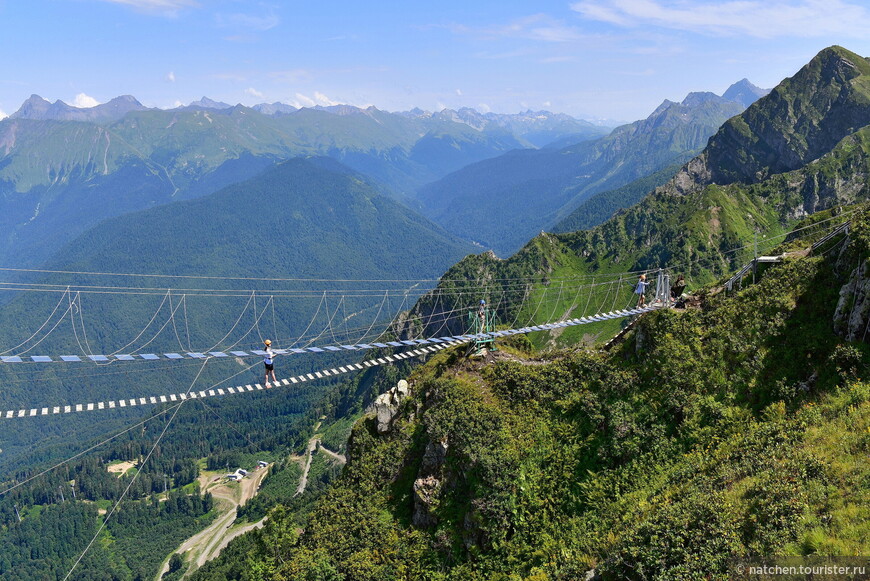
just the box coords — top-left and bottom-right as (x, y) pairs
(467, 304), (498, 356)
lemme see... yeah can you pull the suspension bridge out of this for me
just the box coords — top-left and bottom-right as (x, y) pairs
(0, 267), (673, 419)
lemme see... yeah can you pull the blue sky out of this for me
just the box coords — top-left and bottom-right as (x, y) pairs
(2, 0), (870, 122)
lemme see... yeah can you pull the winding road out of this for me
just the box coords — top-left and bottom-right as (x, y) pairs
(155, 465), (270, 580)
(156, 438), (347, 579)
(295, 438), (347, 496)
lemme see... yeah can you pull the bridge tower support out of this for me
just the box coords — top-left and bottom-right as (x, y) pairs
(654, 269), (671, 306)
(467, 305), (497, 355)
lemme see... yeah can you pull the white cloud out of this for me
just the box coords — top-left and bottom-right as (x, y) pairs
(245, 87), (264, 99)
(540, 55), (576, 63)
(571, 0), (870, 38)
(0, 109), (7, 120)
(290, 92), (354, 109)
(474, 49), (534, 60)
(313, 92), (338, 106)
(455, 88), (463, 96)
(543, 101), (552, 107)
(216, 11), (280, 31)
(447, 14), (585, 43)
(478, 103), (492, 113)
(166, 71), (176, 82)
(294, 93), (337, 107)
(97, 0), (199, 17)
(292, 93), (316, 108)
(73, 93), (100, 108)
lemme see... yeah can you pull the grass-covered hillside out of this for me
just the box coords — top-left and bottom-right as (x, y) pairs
(195, 207), (870, 581)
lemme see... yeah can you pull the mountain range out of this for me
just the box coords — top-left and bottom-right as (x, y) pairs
(406, 46), (870, 342)
(0, 156), (474, 472)
(0, 44), (866, 581)
(0, 97), (610, 268)
(0, 78), (765, 270)
(414, 80), (762, 255)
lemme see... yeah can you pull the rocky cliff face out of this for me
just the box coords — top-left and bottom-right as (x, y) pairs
(369, 378), (451, 528)
(740, 126), (870, 220)
(666, 46), (870, 197)
(412, 437), (448, 528)
(834, 219), (870, 342)
(834, 257), (870, 342)
(372, 379), (411, 433)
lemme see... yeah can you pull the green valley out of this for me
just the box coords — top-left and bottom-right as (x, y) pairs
(414, 87), (750, 256)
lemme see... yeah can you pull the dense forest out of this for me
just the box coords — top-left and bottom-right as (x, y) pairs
(0, 489), (214, 580)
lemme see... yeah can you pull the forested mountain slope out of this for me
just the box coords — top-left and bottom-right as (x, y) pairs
(0, 102), (580, 267)
(0, 156), (476, 580)
(404, 46), (870, 341)
(184, 45), (870, 581)
(551, 162), (683, 233)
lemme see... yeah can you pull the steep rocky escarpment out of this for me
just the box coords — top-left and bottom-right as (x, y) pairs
(834, 211), (870, 341)
(669, 46), (870, 195)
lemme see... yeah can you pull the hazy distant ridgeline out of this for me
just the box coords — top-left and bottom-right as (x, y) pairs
(0, 99), (605, 268)
(414, 82), (763, 256)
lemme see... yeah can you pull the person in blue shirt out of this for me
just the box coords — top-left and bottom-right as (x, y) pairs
(263, 339), (277, 387)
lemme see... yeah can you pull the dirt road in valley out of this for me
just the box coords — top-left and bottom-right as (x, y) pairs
(319, 445), (346, 465)
(294, 438), (318, 496)
(158, 438), (347, 578)
(294, 438), (346, 496)
(155, 465), (270, 580)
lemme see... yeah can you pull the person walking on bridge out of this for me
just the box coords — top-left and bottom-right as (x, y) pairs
(263, 339), (277, 388)
(635, 274), (650, 308)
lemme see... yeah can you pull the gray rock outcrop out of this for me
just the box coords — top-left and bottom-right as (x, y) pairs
(834, 257), (870, 342)
(412, 437), (448, 528)
(373, 379), (411, 434)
